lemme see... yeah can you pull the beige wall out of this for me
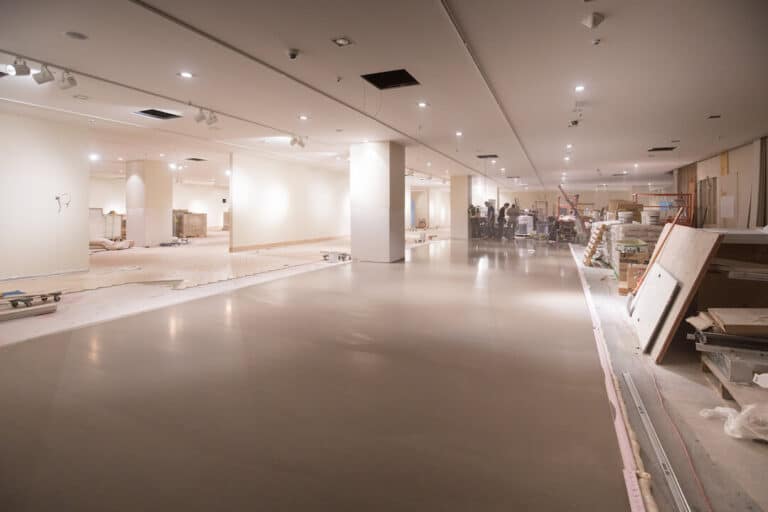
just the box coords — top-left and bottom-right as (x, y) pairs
(231, 152), (349, 250)
(0, 112), (90, 280)
(89, 176), (126, 215)
(173, 183), (230, 228)
(428, 189), (451, 228)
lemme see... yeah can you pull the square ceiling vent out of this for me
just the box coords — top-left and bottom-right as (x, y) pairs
(135, 108), (182, 120)
(361, 69), (419, 90)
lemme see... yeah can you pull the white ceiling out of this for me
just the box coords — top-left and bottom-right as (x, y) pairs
(1, 0), (766, 191)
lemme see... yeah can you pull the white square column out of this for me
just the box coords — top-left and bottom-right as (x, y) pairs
(126, 160), (173, 247)
(450, 175), (472, 240)
(350, 141), (405, 262)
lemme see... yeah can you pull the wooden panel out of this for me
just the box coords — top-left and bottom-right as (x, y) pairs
(631, 263), (679, 352)
(647, 226), (724, 363)
(708, 308), (768, 336)
(720, 151), (729, 176)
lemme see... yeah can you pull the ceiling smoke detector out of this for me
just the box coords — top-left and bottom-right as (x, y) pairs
(581, 12), (605, 29)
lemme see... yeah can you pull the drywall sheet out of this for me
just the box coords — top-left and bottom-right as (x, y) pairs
(632, 263), (679, 352)
(649, 226), (723, 362)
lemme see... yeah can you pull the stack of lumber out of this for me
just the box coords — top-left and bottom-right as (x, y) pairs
(709, 258), (768, 282)
(708, 308), (768, 337)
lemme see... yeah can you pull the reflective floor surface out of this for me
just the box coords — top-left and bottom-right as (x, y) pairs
(0, 240), (628, 511)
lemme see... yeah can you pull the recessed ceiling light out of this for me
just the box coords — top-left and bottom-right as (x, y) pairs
(562, 172), (567, 175)
(501, 167), (506, 171)
(426, 161), (431, 167)
(64, 31), (88, 40)
(566, 144), (573, 149)
(575, 85), (585, 93)
(298, 114), (309, 121)
(455, 131), (463, 137)
(491, 160), (497, 164)
(177, 71), (194, 79)
(88, 153), (100, 161)
(225, 169), (231, 176)
(169, 163), (178, 170)
(648, 182), (652, 186)
(331, 36), (354, 47)
(564, 156), (570, 161)
(417, 101), (428, 108)
(117, 157), (124, 161)
(159, 153), (165, 157)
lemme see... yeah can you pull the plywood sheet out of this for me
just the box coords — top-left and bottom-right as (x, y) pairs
(708, 308), (768, 336)
(647, 226), (723, 362)
(631, 263), (679, 351)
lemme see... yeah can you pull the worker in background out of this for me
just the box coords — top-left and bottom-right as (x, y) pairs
(468, 203), (481, 238)
(497, 202), (510, 239)
(485, 201), (496, 238)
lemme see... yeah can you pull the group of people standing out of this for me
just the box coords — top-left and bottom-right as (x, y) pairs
(469, 201), (516, 239)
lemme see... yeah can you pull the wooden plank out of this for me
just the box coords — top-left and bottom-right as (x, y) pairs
(648, 226), (724, 363)
(631, 263), (679, 352)
(707, 308), (768, 336)
(701, 354), (768, 409)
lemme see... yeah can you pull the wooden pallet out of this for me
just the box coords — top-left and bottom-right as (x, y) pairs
(701, 354), (767, 409)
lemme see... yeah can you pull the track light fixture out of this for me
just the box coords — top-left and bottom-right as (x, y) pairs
(205, 111), (218, 126)
(58, 70), (77, 89)
(194, 108), (207, 123)
(33, 65), (55, 85)
(7, 58), (31, 76)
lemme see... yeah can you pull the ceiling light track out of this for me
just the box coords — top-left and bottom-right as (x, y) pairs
(127, 0), (492, 183)
(0, 48), (287, 137)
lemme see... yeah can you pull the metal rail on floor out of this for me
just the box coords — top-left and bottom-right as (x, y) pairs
(622, 372), (691, 512)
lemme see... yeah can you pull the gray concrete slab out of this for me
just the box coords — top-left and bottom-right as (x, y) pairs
(0, 240), (628, 511)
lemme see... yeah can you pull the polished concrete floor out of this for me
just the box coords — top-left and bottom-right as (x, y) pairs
(0, 240), (628, 511)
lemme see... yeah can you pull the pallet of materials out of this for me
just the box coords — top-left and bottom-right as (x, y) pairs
(173, 210), (207, 238)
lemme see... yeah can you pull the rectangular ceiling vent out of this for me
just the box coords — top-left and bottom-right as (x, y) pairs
(647, 146), (677, 152)
(507, 175), (521, 180)
(361, 69), (420, 90)
(476, 154), (499, 159)
(135, 108), (182, 120)
(707, 114), (721, 119)
(185, 157), (207, 162)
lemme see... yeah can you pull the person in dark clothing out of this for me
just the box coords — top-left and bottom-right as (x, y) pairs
(484, 201), (496, 238)
(497, 202), (510, 239)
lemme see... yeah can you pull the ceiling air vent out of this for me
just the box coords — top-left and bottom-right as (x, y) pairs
(477, 154), (499, 159)
(707, 114), (721, 119)
(135, 108), (182, 120)
(647, 146), (677, 152)
(185, 157), (207, 162)
(361, 69), (419, 90)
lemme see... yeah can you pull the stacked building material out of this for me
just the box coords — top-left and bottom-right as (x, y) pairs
(610, 223), (664, 271)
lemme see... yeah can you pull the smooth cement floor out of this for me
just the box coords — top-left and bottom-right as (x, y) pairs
(0, 240), (628, 511)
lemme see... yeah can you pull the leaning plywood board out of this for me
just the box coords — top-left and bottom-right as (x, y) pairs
(648, 226), (723, 363)
(708, 308), (768, 337)
(631, 263), (679, 352)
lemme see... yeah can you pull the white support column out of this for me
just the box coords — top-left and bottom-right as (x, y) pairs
(450, 175), (472, 240)
(126, 160), (173, 247)
(350, 141), (405, 262)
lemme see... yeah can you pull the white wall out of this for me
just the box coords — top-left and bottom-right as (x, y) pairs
(231, 152), (350, 250)
(89, 176), (126, 214)
(126, 160), (173, 247)
(0, 112), (90, 280)
(173, 183), (230, 228)
(428, 188), (451, 227)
